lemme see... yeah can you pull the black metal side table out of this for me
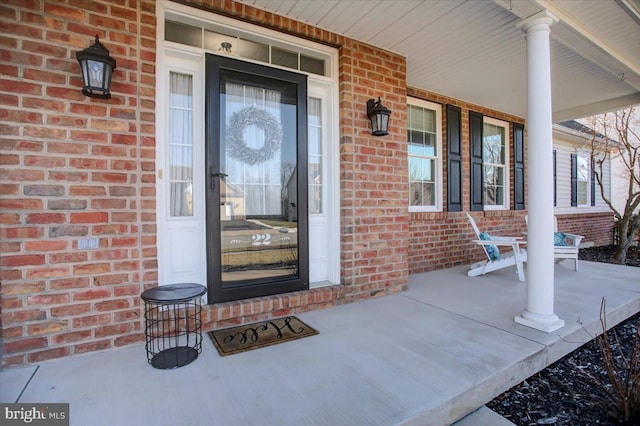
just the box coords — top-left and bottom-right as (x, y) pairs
(141, 283), (206, 369)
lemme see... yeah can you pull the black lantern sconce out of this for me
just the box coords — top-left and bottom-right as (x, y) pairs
(366, 97), (391, 136)
(76, 35), (116, 99)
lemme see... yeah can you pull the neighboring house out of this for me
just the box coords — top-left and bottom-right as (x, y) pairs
(1, 1), (639, 365)
(552, 121), (614, 247)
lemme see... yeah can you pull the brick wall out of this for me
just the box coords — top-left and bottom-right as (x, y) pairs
(1, 0), (157, 366)
(557, 212), (614, 247)
(0, 0), (408, 366)
(406, 88), (528, 273)
(337, 39), (409, 299)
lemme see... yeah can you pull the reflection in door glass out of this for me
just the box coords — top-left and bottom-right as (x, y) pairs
(220, 81), (299, 283)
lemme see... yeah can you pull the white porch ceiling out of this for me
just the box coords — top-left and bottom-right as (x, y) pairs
(236, 0), (640, 122)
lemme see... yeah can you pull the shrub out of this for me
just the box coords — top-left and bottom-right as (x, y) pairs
(596, 298), (640, 422)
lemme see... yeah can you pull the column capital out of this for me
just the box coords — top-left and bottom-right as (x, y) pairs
(517, 10), (559, 33)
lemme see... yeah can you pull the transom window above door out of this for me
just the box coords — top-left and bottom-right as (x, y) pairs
(164, 20), (330, 77)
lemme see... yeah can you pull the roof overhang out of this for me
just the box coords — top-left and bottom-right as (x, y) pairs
(237, 0), (640, 121)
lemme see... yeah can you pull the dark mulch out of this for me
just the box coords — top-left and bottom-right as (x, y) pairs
(487, 245), (640, 426)
(579, 245), (640, 268)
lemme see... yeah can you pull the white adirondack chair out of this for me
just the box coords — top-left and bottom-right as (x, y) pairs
(466, 213), (527, 281)
(525, 215), (584, 271)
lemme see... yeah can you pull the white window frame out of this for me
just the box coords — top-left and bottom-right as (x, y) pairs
(407, 98), (442, 213)
(577, 151), (590, 207)
(483, 116), (510, 211)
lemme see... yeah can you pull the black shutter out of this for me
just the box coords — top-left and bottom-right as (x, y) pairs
(447, 105), (462, 212)
(591, 156), (596, 206)
(469, 111), (484, 211)
(570, 153), (577, 207)
(553, 150), (557, 207)
(513, 123), (525, 210)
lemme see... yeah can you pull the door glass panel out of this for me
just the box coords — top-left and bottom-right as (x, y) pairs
(220, 79), (299, 283)
(169, 72), (194, 217)
(308, 97), (322, 214)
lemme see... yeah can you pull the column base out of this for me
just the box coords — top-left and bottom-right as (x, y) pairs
(515, 310), (565, 333)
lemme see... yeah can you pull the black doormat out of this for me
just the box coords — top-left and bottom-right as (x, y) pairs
(208, 316), (319, 356)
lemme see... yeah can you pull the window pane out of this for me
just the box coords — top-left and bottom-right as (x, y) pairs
(484, 166), (504, 206)
(409, 157), (435, 207)
(300, 55), (325, 75)
(577, 155), (589, 181)
(408, 129), (424, 144)
(424, 133), (436, 156)
(204, 30), (236, 53)
(239, 38), (269, 62)
(408, 110), (436, 157)
(308, 97), (322, 214)
(407, 101), (439, 208)
(408, 105), (423, 130)
(578, 181), (588, 205)
(409, 181), (435, 206)
(166, 21), (202, 47)
(482, 120), (507, 208)
(483, 122), (505, 164)
(577, 155), (589, 205)
(310, 185), (322, 214)
(170, 183), (193, 216)
(169, 72), (194, 217)
(423, 108), (436, 133)
(272, 47), (298, 69)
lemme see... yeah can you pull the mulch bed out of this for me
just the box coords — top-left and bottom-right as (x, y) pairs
(579, 245), (640, 268)
(487, 245), (640, 425)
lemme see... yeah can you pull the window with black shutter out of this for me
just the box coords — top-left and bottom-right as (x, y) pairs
(513, 123), (525, 210)
(469, 111), (484, 211)
(570, 153), (578, 207)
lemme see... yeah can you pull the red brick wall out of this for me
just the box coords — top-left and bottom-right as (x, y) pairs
(557, 212), (614, 247)
(337, 40), (409, 299)
(1, 0), (157, 365)
(0, 0), (408, 366)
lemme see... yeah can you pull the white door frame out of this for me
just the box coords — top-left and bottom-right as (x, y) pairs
(155, 1), (340, 290)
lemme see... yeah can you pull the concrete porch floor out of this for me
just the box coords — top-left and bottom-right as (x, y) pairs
(2, 260), (639, 426)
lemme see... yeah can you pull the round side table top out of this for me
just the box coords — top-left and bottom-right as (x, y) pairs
(141, 283), (206, 303)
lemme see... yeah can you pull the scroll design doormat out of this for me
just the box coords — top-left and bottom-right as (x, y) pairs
(208, 316), (319, 356)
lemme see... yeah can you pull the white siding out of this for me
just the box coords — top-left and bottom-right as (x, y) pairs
(553, 132), (611, 215)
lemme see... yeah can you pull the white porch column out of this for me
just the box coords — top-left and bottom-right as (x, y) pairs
(515, 11), (564, 333)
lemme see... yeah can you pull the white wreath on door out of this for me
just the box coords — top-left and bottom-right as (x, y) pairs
(226, 106), (283, 165)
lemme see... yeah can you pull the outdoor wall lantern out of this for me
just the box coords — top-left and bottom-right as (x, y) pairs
(366, 97), (391, 136)
(76, 35), (116, 99)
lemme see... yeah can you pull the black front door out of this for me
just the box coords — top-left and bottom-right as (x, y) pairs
(205, 55), (309, 303)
